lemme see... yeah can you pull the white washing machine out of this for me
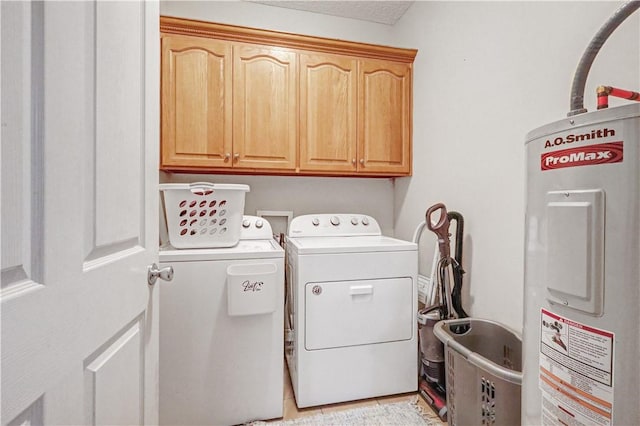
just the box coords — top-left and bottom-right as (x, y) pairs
(285, 214), (418, 408)
(159, 216), (284, 426)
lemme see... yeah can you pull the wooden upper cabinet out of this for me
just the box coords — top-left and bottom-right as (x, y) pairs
(358, 59), (412, 175)
(233, 45), (297, 170)
(299, 53), (358, 172)
(159, 17), (417, 176)
(161, 34), (233, 169)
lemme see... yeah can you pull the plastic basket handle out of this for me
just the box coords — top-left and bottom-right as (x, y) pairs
(189, 182), (216, 195)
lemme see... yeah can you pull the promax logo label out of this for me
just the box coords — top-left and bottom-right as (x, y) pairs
(541, 142), (623, 171)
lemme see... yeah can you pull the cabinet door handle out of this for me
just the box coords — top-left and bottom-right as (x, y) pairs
(224, 153), (231, 162)
(359, 158), (365, 166)
(233, 153), (240, 162)
(351, 158), (356, 166)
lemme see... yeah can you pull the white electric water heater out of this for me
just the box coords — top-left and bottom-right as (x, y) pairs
(522, 103), (639, 425)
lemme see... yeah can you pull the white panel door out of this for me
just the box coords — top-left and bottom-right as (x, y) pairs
(1, 1), (159, 425)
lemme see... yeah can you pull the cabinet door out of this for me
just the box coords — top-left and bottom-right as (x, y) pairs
(358, 60), (412, 175)
(233, 45), (297, 170)
(161, 34), (232, 169)
(299, 53), (357, 172)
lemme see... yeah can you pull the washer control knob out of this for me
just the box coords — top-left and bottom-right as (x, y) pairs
(351, 217), (359, 226)
(242, 219), (251, 228)
(311, 217), (320, 226)
(361, 217), (370, 226)
(330, 216), (340, 226)
(255, 219), (264, 229)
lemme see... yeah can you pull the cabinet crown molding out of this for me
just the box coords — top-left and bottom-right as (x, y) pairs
(160, 16), (417, 63)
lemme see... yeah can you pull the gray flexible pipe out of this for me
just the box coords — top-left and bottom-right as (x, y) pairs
(568, 1), (640, 117)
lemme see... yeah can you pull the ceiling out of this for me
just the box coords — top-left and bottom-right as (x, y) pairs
(248, 1), (414, 25)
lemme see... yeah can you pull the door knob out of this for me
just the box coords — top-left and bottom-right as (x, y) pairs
(147, 263), (174, 286)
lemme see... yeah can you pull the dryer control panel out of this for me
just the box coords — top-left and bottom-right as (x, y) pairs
(288, 214), (381, 237)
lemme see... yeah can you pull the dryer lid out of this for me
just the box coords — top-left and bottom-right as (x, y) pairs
(286, 235), (416, 255)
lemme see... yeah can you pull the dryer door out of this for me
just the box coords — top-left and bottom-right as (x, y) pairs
(304, 278), (413, 350)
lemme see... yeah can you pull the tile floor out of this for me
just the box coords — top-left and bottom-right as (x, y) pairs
(273, 362), (447, 424)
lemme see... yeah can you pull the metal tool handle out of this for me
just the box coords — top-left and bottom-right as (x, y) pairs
(147, 263), (174, 286)
(426, 203), (451, 260)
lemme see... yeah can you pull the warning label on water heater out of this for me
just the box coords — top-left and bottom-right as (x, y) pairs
(539, 309), (614, 426)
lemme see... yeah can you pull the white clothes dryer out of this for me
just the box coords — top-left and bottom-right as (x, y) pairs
(159, 216), (283, 426)
(285, 214), (418, 408)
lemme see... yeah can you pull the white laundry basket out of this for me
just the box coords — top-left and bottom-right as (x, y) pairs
(434, 318), (522, 426)
(160, 182), (249, 248)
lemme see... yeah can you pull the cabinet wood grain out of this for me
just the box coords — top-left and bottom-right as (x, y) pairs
(300, 53), (357, 172)
(233, 45), (297, 170)
(161, 34), (232, 168)
(359, 59), (412, 174)
(160, 17), (417, 177)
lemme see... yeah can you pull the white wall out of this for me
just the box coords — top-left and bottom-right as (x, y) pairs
(160, 172), (395, 236)
(392, 1), (640, 332)
(161, 0), (396, 43)
(159, 1), (402, 235)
